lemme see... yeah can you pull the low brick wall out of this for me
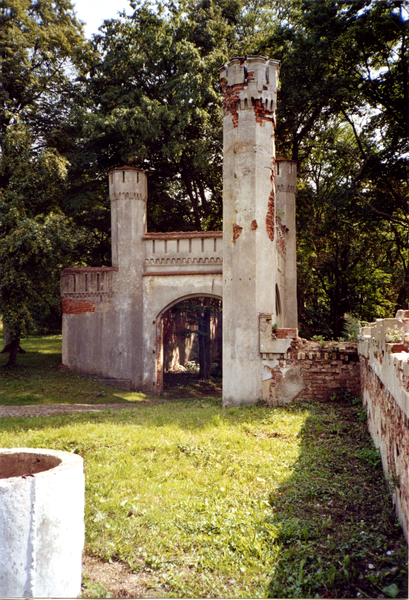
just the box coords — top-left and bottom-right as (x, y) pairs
(263, 333), (361, 404)
(358, 314), (409, 541)
(291, 338), (360, 401)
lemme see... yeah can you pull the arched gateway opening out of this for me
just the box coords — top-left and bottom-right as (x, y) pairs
(156, 294), (222, 397)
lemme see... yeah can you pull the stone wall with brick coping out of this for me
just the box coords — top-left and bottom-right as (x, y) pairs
(358, 312), (409, 542)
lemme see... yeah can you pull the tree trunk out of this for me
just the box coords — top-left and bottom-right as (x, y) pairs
(198, 303), (211, 380)
(2, 322), (12, 351)
(1, 323), (25, 366)
(5, 337), (20, 367)
(405, 242), (409, 309)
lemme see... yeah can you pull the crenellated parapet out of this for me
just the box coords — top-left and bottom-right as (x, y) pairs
(218, 56), (280, 126)
(108, 166), (147, 202)
(60, 267), (118, 315)
(60, 267), (118, 297)
(143, 231), (223, 275)
(108, 166), (147, 269)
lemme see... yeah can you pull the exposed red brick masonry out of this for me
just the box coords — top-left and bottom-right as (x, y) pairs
(220, 79), (246, 128)
(221, 68), (275, 128)
(275, 218), (287, 254)
(266, 333), (361, 402)
(62, 299), (96, 315)
(360, 356), (408, 539)
(252, 98), (273, 125)
(233, 224), (243, 243)
(276, 328), (298, 339)
(358, 316), (409, 540)
(266, 175), (275, 241)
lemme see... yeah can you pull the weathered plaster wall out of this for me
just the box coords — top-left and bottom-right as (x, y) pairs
(219, 56), (281, 407)
(358, 314), (409, 541)
(61, 167), (224, 392)
(61, 267), (134, 384)
(61, 57), (298, 404)
(275, 159), (298, 329)
(218, 57), (299, 407)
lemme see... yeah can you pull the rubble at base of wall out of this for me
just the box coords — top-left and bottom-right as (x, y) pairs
(358, 313), (409, 542)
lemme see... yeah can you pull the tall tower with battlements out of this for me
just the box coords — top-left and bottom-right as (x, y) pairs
(219, 56), (297, 406)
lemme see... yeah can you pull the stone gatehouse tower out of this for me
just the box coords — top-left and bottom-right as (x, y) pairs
(219, 57), (297, 405)
(60, 56), (298, 407)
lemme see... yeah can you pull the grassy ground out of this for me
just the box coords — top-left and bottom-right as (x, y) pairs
(0, 334), (149, 405)
(0, 335), (407, 598)
(163, 371), (222, 398)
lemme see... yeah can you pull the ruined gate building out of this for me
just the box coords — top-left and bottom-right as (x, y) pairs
(61, 56), (299, 406)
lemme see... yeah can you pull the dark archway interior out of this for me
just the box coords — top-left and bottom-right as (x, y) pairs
(162, 296), (222, 397)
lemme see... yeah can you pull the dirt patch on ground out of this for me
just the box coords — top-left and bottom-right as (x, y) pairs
(82, 555), (168, 598)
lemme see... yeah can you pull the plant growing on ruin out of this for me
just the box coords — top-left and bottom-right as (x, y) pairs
(311, 334), (324, 341)
(385, 327), (405, 344)
(341, 314), (362, 341)
(388, 465), (401, 492)
(271, 321), (279, 338)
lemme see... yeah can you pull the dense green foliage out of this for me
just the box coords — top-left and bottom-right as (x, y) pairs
(1, 0), (407, 349)
(257, 0), (408, 337)
(0, 0), (89, 362)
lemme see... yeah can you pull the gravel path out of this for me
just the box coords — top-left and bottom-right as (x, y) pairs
(0, 401), (164, 419)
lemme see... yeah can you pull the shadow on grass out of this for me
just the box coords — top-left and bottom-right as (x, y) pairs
(163, 371), (222, 398)
(266, 396), (408, 599)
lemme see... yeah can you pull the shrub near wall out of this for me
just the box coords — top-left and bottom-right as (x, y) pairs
(358, 313), (409, 542)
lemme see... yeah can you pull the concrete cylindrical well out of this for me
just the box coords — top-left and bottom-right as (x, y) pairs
(0, 448), (84, 598)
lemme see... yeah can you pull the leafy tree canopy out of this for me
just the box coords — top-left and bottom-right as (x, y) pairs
(0, 0), (89, 364)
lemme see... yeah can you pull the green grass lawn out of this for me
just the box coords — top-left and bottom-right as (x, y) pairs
(0, 334), (407, 598)
(0, 334), (149, 405)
